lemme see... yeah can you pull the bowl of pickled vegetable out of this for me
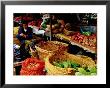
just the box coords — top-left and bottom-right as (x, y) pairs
(45, 52), (96, 75)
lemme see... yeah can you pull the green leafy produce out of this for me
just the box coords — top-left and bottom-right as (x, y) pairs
(53, 61), (64, 68)
(53, 61), (97, 76)
(75, 72), (83, 76)
(88, 67), (97, 73)
(62, 61), (69, 68)
(53, 60), (97, 76)
(59, 62), (64, 68)
(53, 60), (80, 69)
(67, 61), (72, 68)
(71, 62), (80, 69)
(82, 31), (91, 36)
(78, 68), (87, 74)
(75, 67), (97, 76)
(85, 72), (91, 75)
(90, 73), (97, 75)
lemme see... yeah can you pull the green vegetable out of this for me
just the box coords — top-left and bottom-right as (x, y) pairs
(85, 72), (91, 75)
(53, 60), (97, 76)
(75, 67), (97, 76)
(67, 61), (72, 68)
(90, 73), (97, 75)
(59, 62), (64, 68)
(62, 61), (69, 68)
(88, 67), (97, 73)
(53, 62), (61, 68)
(53, 60), (80, 69)
(78, 68), (87, 74)
(77, 68), (91, 75)
(75, 72), (83, 76)
(75, 71), (91, 76)
(71, 62), (80, 69)
(82, 32), (91, 36)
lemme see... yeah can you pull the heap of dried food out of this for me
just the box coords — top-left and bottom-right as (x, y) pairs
(71, 32), (96, 48)
(37, 41), (68, 52)
(37, 41), (58, 51)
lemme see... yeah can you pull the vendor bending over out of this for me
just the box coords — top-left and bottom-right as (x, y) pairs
(16, 21), (33, 44)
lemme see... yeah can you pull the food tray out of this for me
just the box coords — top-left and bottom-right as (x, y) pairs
(53, 34), (96, 53)
(45, 52), (96, 75)
(35, 41), (68, 60)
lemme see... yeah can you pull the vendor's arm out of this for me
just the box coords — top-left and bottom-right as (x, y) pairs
(25, 27), (33, 39)
(16, 27), (25, 38)
(18, 27), (24, 35)
(26, 34), (32, 39)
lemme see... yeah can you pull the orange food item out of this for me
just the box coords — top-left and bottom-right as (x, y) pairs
(20, 58), (45, 75)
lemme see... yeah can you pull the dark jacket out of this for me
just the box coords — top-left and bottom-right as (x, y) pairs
(18, 26), (33, 39)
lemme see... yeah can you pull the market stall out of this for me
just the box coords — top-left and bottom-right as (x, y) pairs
(13, 13), (97, 76)
(53, 33), (96, 53)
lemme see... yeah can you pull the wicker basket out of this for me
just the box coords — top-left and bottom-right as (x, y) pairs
(45, 52), (96, 75)
(35, 41), (68, 60)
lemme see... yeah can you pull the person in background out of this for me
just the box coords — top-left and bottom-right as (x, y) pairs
(63, 23), (75, 36)
(16, 21), (33, 61)
(16, 21), (33, 44)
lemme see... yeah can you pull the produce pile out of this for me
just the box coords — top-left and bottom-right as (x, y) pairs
(53, 60), (80, 69)
(13, 13), (97, 76)
(45, 51), (96, 75)
(20, 58), (45, 75)
(19, 54), (96, 76)
(37, 41), (68, 52)
(75, 67), (97, 76)
(71, 32), (96, 49)
(52, 60), (97, 76)
(37, 41), (59, 51)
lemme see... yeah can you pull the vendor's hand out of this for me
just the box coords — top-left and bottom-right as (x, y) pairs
(20, 33), (24, 36)
(30, 47), (35, 52)
(23, 34), (27, 38)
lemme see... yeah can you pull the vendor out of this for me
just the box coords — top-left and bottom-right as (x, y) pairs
(16, 21), (33, 44)
(63, 23), (74, 36)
